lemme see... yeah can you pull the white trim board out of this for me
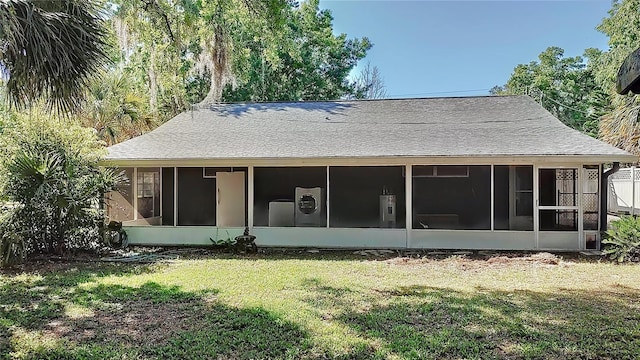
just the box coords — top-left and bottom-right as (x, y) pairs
(101, 155), (633, 168)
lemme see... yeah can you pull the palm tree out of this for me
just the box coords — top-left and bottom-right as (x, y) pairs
(599, 95), (640, 156)
(79, 70), (155, 145)
(0, 0), (109, 112)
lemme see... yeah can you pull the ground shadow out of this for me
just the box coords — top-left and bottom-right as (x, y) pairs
(1, 271), (315, 359)
(3, 258), (638, 359)
(171, 249), (605, 265)
(302, 280), (640, 359)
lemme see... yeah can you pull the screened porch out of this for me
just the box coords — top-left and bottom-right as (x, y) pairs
(105, 164), (602, 250)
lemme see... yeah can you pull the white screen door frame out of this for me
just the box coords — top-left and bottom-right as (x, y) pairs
(534, 165), (583, 250)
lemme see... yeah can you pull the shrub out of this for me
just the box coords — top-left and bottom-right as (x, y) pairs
(210, 229), (235, 250)
(603, 215), (640, 263)
(0, 205), (25, 267)
(0, 112), (122, 263)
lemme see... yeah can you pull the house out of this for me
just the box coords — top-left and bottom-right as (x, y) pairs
(103, 95), (636, 251)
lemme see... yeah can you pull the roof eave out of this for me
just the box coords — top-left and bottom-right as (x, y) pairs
(100, 154), (638, 167)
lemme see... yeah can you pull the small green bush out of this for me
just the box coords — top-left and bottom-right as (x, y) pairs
(0, 205), (25, 267)
(0, 112), (122, 264)
(603, 215), (640, 263)
(210, 229), (235, 250)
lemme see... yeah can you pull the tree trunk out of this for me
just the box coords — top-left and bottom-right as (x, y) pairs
(200, 37), (227, 104)
(55, 210), (65, 255)
(199, 14), (230, 105)
(149, 49), (158, 113)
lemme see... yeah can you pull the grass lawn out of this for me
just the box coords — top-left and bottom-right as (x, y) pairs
(1, 251), (639, 359)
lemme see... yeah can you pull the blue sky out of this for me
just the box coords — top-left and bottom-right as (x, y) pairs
(319, 0), (612, 98)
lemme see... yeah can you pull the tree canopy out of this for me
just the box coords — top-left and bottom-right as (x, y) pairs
(0, 0), (377, 141)
(492, 46), (607, 137)
(592, 0), (640, 156)
(496, 0), (640, 157)
(110, 0), (372, 115)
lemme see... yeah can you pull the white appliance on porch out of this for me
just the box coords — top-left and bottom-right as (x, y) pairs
(268, 200), (295, 226)
(295, 187), (324, 226)
(216, 171), (245, 227)
(379, 194), (397, 228)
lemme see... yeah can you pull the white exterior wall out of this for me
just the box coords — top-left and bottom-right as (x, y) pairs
(538, 232), (580, 251)
(118, 159), (600, 251)
(253, 227), (407, 248)
(125, 226), (245, 246)
(409, 230), (536, 250)
(124, 226), (407, 248)
(124, 226), (562, 250)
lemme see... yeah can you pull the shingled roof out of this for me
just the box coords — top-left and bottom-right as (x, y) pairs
(106, 95), (635, 162)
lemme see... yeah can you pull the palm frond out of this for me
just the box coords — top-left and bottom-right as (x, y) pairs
(0, 0), (110, 113)
(599, 95), (640, 157)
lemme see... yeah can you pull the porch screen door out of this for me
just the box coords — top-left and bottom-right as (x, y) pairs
(537, 167), (580, 248)
(216, 172), (246, 227)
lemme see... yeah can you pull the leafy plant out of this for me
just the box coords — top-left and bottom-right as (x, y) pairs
(0, 205), (26, 267)
(603, 215), (640, 263)
(0, 112), (122, 263)
(210, 229), (236, 250)
(0, 0), (110, 112)
(492, 46), (607, 137)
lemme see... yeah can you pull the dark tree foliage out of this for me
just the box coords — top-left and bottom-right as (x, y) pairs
(220, 0), (372, 102)
(494, 47), (608, 137)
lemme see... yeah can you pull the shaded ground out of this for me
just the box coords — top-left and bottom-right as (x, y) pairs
(1, 252), (638, 359)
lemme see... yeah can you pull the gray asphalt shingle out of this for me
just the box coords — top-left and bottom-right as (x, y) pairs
(106, 95), (634, 161)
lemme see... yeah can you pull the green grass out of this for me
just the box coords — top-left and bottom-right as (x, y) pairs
(1, 252), (639, 359)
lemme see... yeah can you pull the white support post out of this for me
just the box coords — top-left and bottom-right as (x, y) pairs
(405, 164), (412, 248)
(632, 166), (636, 217)
(533, 165), (539, 250)
(598, 164), (603, 249)
(578, 166), (584, 251)
(133, 167), (138, 220)
(326, 166), (330, 228)
(490, 164), (494, 231)
(248, 166), (254, 230)
(173, 167), (178, 226)
(159, 168), (163, 219)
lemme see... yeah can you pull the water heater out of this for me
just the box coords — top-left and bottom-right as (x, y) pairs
(379, 194), (397, 228)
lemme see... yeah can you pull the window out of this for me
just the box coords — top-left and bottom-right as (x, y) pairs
(137, 172), (157, 198)
(136, 168), (160, 219)
(412, 165), (469, 178)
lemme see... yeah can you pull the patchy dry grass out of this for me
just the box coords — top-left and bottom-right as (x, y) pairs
(1, 252), (639, 359)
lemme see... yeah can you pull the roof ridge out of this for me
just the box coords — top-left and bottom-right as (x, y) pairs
(191, 94), (528, 106)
